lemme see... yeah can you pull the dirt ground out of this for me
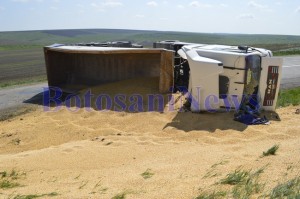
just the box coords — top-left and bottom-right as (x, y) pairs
(0, 98), (299, 198)
(0, 77), (299, 198)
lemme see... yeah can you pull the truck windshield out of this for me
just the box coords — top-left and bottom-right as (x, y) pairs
(237, 55), (262, 113)
(244, 55), (261, 95)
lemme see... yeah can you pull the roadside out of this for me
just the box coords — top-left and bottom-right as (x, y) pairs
(0, 83), (47, 118)
(0, 77), (46, 89)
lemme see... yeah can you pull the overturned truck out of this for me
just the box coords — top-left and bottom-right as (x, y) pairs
(153, 41), (282, 113)
(44, 41), (282, 114)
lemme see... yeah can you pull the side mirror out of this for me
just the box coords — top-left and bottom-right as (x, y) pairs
(238, 46), (249, 53)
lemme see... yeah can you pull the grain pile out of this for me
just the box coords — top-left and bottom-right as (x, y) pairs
(0, 79), (299, 198)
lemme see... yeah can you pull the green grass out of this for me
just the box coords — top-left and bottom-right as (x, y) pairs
(273, 49), (300, 56)
(0, 76), (47, 89)
(0, 170), (26, 189)
(1, 170), (26, 180)
(211, 160), (229, 169)
(220, 169), (250, 185)
(0, 171), (7, 178)
(197, 164), (300, 199)
(13, 192), (59, 199)
(141, 169), (155, 179)
(261, 145), (280, 157)
(195, 191), (227, 199)
(0, 46), (46, 88)
(270, 177), (300, 199)
(106, 142), (113, 146)
(112, 192), (127, 199)
(203, 160), (229, 179)
(0, 45), (42, 51)
(277, 87), (300, 107)
(0, 180), (20, 189)
(220, 167), (265, 199)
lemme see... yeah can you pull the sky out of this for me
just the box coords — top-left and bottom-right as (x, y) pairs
(0, 0), (300, 35)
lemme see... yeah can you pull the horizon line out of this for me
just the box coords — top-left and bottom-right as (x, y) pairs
(1, 28), (300, 37)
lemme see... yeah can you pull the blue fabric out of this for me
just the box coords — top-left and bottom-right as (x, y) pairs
(234, 114), (269, 125)
(235, 94), (269, 125)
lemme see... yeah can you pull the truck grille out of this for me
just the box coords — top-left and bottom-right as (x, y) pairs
(263, 66), (279, 106)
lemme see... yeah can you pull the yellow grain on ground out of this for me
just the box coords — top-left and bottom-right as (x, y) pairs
(0, 78), (299, 198)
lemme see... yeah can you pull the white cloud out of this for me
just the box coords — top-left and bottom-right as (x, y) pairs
(220, 4), (228, 8)
(103, 1), (123, 7)
(247, 1), (272, 11)
(238, 13), (255, 20)
(248, 1), (271, 11)
(135, 14), (145, 18)
(91, 1), (123, 11)
(91, 3), (97, 7)
(248, 1), (265, 9)
(296, 6), (300, 13)
(189, 1), (212, 8)
(177, 4), (185, 9)
(147, 1), (158, 7)
(91, 3), (105, 11)
(189, 1), (199, 7)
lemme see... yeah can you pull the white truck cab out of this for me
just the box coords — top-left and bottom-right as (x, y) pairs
(177, 44), (283, 112)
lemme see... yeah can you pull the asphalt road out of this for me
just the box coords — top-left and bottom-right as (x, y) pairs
(0, 83), (47, 111)
(0, 56), (299, 111)
(281, 56), (300, 89)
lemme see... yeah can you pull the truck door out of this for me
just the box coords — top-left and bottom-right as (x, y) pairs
(259, 57), (283, 111)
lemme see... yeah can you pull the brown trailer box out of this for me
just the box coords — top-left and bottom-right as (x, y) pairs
(44, 45), (174, 93)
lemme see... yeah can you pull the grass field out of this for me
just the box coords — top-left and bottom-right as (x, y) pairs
(1, 29), (300, 88)
(0, 48), (46, 88)
(2, 29), (300, 48)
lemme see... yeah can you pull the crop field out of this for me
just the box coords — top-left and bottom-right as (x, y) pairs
(1, 29), (300, 88)
(0, 48), (46, 88)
